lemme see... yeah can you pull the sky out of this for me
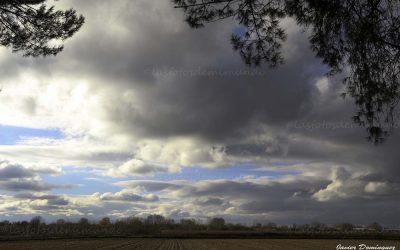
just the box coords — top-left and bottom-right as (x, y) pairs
(0, 0), (399, 227)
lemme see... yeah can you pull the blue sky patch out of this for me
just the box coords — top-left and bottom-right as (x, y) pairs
(0, 125), (64, 145)
(43, 168), (121, 195)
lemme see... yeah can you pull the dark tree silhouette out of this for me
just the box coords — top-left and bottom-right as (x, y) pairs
(174, 0), (287, 67)
(286, 0), (400, 143)
(174, 0), (400, 144)
(0, 0), (84, 56)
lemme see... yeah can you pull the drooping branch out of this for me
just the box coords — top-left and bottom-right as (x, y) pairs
(0, 0), (85, 56)
(174, 0), (287, 67)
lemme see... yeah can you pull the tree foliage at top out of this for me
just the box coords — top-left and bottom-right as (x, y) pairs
(0, 0), (85, 56)
(174, 0), (287, 67)
(174, 0), (400, 144)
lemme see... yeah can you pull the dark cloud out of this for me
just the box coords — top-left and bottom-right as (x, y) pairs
(0, 180), (64, 192)
(0, 160), (69, 192)
(14, 193), (69, 206)
(0, 161), (59, 180)
(0, 162), (34, 180)
(195, 197), (225, 206)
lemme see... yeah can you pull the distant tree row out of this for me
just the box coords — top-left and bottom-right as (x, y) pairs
(0, 215), (394, 238)
(253, 221), (385, 233)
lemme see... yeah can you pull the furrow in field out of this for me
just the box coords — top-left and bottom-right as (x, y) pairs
(97, 239), (144, 250)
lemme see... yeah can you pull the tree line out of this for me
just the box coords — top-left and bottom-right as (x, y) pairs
(0, 215), (396, 239)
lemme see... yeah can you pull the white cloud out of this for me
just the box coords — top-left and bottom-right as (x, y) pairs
(312, 167), (395, 202)
(315, 77), (330, 94)
(364, 182), (390, 194)
(106, 159), (180, 177)
(96, 189), (159, 202)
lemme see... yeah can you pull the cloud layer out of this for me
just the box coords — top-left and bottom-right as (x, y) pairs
(0, 0), (399, 227)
